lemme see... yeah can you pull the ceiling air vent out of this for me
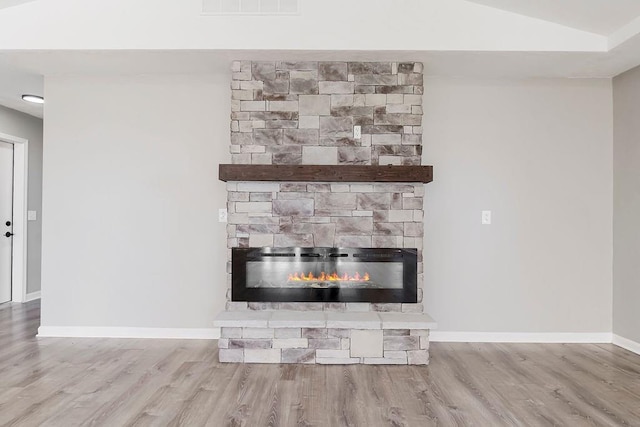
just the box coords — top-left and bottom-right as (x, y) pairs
(203, 0), (299, 15)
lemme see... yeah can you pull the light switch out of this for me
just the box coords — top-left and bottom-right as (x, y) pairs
(482, 210), (491, 225)
(28, 210), (37, 221)
(219, 208), (228, 223)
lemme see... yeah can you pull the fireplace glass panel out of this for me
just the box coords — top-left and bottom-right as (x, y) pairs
(232, 247), (418, 303)
(246, 259), (403, 289)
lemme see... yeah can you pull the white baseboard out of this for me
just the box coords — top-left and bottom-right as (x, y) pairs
(25, 291), (41, 302)
(613, 334), (640, 355)
(37, 326), (221, 340)
(429, 331), (613, 343)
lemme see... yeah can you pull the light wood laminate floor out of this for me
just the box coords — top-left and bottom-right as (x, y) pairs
(1, 301), (640, 426)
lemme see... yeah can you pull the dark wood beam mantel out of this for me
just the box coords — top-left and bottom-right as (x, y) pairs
(219, 164), (433, 183)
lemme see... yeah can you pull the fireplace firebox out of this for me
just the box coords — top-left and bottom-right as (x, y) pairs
(232, 247), (418, 303)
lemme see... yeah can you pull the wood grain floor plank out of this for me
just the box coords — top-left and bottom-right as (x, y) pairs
(2, 301), (640, 426)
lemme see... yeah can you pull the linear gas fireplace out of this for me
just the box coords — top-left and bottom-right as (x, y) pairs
(232, 247), (418, 303)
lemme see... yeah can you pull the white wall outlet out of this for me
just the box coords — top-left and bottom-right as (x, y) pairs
(353, 125), (361, 140)
(27, 210), (37, 221)
(482, 210), (492, 225)
(219, 208), (228, 223)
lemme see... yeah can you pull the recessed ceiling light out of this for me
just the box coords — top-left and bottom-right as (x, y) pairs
(21, 94), (44, 104)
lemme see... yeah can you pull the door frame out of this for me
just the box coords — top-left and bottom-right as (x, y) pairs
(0, 132), (28, 303)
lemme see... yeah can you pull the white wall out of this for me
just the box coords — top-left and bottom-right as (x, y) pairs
(41, 73), (614, 336)
(423, 77), (613, 334)
(0, 105), (43, 295)
(613, 66), (640, 344)
(41, 74), (229, 329)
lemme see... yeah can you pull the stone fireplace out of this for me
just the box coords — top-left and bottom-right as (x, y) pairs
(214, 61), (436, 365)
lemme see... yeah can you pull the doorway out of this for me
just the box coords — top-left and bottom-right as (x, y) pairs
(0, 132), (28, 303)
(0, 140), (13, 303)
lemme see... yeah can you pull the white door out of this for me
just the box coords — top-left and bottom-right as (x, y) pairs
(0, 140), (13, 304)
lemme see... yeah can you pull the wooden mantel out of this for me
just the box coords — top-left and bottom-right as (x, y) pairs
(218, 164), (433, 183)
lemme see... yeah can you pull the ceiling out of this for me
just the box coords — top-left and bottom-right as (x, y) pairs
(4, 0), (640, 119)
(0, 0), (35, 9)
(466, 0), (640, 36)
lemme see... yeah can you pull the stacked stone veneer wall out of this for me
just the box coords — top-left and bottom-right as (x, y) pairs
(226, 61), (425, 314)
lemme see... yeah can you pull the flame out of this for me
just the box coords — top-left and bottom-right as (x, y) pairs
(287, 271), (371, 282)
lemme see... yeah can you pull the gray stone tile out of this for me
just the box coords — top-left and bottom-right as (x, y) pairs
(355, 74), (398, 85)
(272, 199), (314, 216)
(290, 77), (319, 95)
(274, 234), (314, 247)
(315, 193), (357, 210)
(403, 197), (423, 209)
(357, 193), (391, 210)
(244, 349), (281, 363)
(280, 183), (307, 192)
(331, 106), (374, 118)
(248, 302), (280, 310)
(338, 147), (371, 165)
(354, 85), (375, 94)
(302, 146), (337, 165)
(402, 134), (422, 145)
(402, 304), (424, 313)
(229, 339), (272, 349)
(324, 305), (347, 314)
(331, 94), (354, 107)
(348, 62), (392, 74)
(252, 61), (276, 81)
(275, 328), (302, 338)
(277, 61), (318, 70)
(312, 223), (336, 247)
(383, 336), (420, 351)
(336, 235), (371, 247)
(302, 328), (327, 338)
(335, 217), (373, 235)
(375, 86), (414, 94)
(299, 115), (320, 129)
(264, 78), (290, 95)
(267, 145), (303, 165)
(319, 117), (353, 138)
(282, 349), (315, 364)
(319, 136), (359, 147)
(251, 111), (298, 120)
(299, 95), (331, 116)
(309, 339), (341, 349)
(404, 222), (424, 237)
(265, 120), (298, 129)
(253, 129), (283, 145)
(373, 222), (404, 236)
(371, 303), (402, 312)
(361, 125), (404, 134)
(397, 73), (424, 85)
(283, 129), (319, 145)
(319, 81), (355, 94)
(268, 100), (298, 112)
(241, 100), (267, 111)
(372, 235), (402, 248)
(319, 62), (348, 81)
(397, 62), (416, 73)
(231, 133), (254, 146)
(307, 184), (332, 192)
(384, 329), (411, 336)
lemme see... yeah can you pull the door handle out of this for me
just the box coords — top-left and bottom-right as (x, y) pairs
(4, 232), (13, 238)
